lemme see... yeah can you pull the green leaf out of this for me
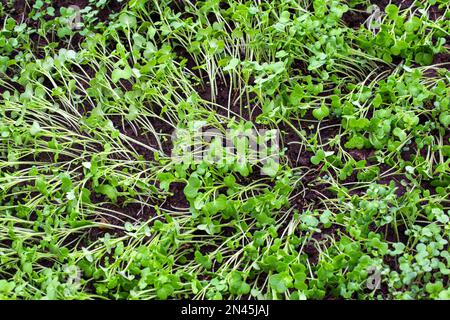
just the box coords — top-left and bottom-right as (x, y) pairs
(312, 104), (330, 121)
(212, 195), (227, 212)
(119, 13), (137, 28)
(95, 184), (118, 202)
(308, 56), (327, 71)
(35, 178), (48, 196)
(188, 175), (201, 188)
(111, 65), (132, 83)
(426, 281), (443, 296)
(157, 173), (174, 192)
(129, 0), (147, 9)
(438, 289), (450, 300)
(30, 121), (41, 136)
(183, 185), (198, 199)
(60, 173), (73, 193)
(184, 175), (201, 199)
(0, 280), (15, 294)
(223, 58), (239, 72)
(23, 262), (32, 274)
(195, 251), (212, 270)
(294, 272), (307, 290)
(348, 118), (370, 130)
(234, 160), (250, 177)
(269, 272), (293, 294)
(311, 150), (325, 165)
(372, 94), (383, 108)
(313, 0), (326, 17)
(391, 40), (407, 55)
(390, 242), (405, 256)
(262, 159), (279, 177)
(156, 284), (174, 299)
(319, 210), (333, 227)
(302, 214), (319, 228)
(224, 175), (236, 188)
(385, 4), (399, 18)
(126, 105), (139, 121)
(228, 271), (250, 295)
(415, 51), (433, 66)
(405, 16), (421, 33)
(345, 135), (366, 149)
(439, 112), (450, 127)
(393, 127), (407, 142)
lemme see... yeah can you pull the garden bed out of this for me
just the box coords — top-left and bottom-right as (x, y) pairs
(0, 0), (449, 300)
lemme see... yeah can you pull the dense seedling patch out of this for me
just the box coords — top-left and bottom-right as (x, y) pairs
(0, 0), (449, 300)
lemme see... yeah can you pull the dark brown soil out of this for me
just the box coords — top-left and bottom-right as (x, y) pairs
(53, 0), (90, 10)
(378, 165), (408, 197)
(109, 113), (174, 160)
(342, 5), (370, 29)
(0, 0), (28, 23)
(433, 53), (450, 70)
(164, 182), (190, 210)
(303, 224), (344, 265)
(279, 119), (313, 167)
(85, 183), (187, 240)
(97, 0), (127, 22)
(429, 4), (447, 20)
(197, 78), (262, 123)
